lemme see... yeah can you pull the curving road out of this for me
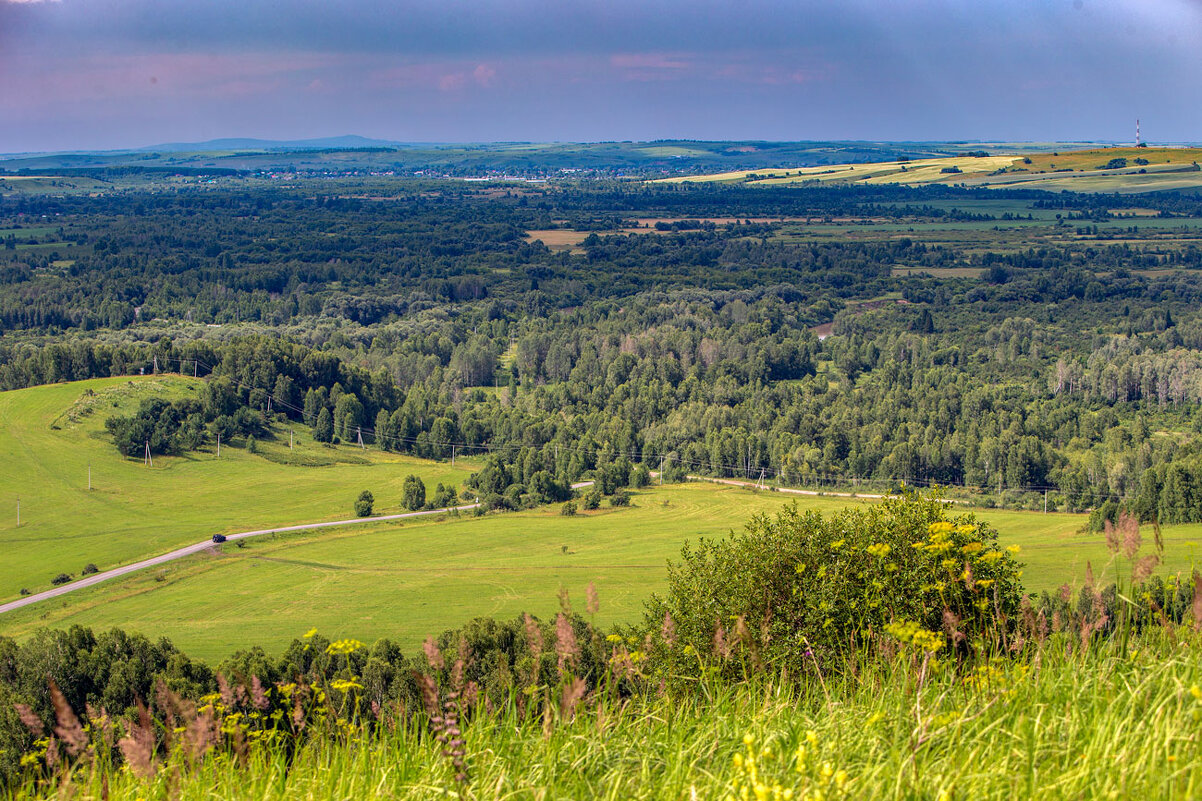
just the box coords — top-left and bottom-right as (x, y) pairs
(1, 477), (953, 617)
(0, 503), (482, 616)
(0, 480), (597, 617)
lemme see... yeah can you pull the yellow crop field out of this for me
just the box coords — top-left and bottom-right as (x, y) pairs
(661, 148), (1202, 194)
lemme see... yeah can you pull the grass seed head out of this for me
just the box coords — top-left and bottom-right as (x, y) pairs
(49, 680), (88, 758)
(555, 612), (580, 675)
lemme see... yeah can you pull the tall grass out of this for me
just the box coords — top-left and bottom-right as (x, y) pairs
(19, 628), (1202, 800)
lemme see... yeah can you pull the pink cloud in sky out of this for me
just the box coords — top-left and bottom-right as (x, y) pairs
(473, 63), (497, 87)
(438, 72), (467, 91)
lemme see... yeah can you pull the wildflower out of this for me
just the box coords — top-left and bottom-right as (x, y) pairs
(329, 679), (364, 693)
(302, 627), (318, 639)
(325, 638), (365, 655)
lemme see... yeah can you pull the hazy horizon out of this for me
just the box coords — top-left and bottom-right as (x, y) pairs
(2, 0), (1200, 154)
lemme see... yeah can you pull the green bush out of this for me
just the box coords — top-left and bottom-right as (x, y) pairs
(401, 475), (426, 511)
(430, 482), (458, 509)
(609, 488), (631, 507)
(561, 501), (577, 516)
(582, 489), (601, 510)
(641, 493), (1022, 682)
(354, 490), (374, 517)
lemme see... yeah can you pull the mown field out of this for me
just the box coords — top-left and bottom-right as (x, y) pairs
(0, 376), (476, 600)
(2, 474), (1198, 661)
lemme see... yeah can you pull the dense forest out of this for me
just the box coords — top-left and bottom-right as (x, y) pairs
(3, 180), (1202, 523)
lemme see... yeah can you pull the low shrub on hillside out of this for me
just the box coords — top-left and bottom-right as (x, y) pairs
(354, 490), (374, 517)
(641, 493), (1023, 682)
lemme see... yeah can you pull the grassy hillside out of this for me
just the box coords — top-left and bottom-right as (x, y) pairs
(19, 629), (1202, 800)
(3, 474), (1197, 661)
(0, 376), (475, 600)
(663, 147), (1202, 193)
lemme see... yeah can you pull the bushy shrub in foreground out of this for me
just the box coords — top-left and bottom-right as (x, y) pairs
(641, 493), (1023, 681)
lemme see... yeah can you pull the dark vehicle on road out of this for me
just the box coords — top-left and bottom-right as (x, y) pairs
(212, 534), (227, 543)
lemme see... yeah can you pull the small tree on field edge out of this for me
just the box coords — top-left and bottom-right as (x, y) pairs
(355, 490), (374, 517)
(402, 474), (426, 510)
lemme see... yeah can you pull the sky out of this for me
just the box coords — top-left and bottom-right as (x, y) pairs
(1, 0), (1200, 153)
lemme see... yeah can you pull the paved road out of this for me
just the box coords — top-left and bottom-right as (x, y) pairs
(0, 503), (483, 616)
(0, 480), (597, 617)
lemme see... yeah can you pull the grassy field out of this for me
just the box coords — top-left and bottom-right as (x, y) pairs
(25, 628), (1202, 800)
(1, 377), (1199, 662)
(0, 376), (475, 600)
(2, 473), (1198, 661)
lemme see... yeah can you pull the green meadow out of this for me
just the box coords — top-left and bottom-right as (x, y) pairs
(3, 478), (1198, 662)
(1, 378), (1199, 662)
(0, 376), (475, 600)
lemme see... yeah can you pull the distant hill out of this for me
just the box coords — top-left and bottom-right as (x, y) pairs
(141, 135), (408, 152)
(1, 139), (1076, 178)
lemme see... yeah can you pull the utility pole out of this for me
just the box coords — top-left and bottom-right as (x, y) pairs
(659, 455), (664, 484)
(193, 360), (197, 377)
(290, 429), (294, 450)
(153, 355), (158, 374)
(1044, 489), (1048, 514)
(145, 441), (152, 467)
(357, 426), (365, 449)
